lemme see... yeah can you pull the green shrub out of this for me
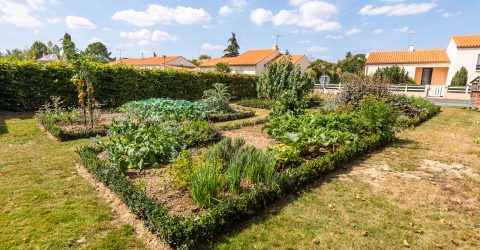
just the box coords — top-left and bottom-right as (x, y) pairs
(0, 60), (258, 111)
(182, 119), (222, 147)
(236, 98), (275, 109)
(207, 108), (255, 122)
(201, 83), (233, 114)
(171, 150), (195, 188)
(337, 73), (391, 106)
(266, 144), (303, 170)
(120, 98), (206, 121)
(451, 66), (468, 86)
(204, 137), (245, 168)
(373, 65), (416, 84)
(190, 161), (220, 208)
(215, 62), (231, 73)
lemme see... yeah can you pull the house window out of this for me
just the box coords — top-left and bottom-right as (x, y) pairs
(477, 54), (480, 71)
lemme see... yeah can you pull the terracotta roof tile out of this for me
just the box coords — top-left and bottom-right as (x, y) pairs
(200, 49), (279, 67)
(273, 54), (306, 64)
(452, 34), (480, 48)
(109, 56), (180, 66)
(366, 49), (450, 64)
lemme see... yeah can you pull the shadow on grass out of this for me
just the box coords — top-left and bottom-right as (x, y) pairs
(207, 137), (417, 249)
(0, 112), (35, 136)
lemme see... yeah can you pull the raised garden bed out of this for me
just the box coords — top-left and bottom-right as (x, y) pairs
(78, 95), (440, 249)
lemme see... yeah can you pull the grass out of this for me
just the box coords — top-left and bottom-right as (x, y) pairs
(0, 112), (146, 249)
(214, 107), (480, 249)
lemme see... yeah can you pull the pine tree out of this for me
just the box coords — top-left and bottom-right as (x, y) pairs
(223, 32), (240, 57)
(61, 33), (78, 62)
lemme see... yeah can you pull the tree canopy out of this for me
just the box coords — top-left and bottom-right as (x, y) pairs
(61, 33), (77, 62)
(215, 62), (231, 73)
(84, 42), (114, 63)
(223, 32), (240, 58)
(30, 41), (48, 59)
(451, 67), (468, 86)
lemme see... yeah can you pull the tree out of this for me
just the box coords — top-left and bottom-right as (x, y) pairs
(307, 59), (339, 84)
(373, 65), (415, 84)
(336, 53), (366, 75)
(84, 42), (114, 63)
(4, 49), (27, 60)
(61, 33), (77, 62)
(199, 54), (211, 60)
(451, 67), (468, 86)
(223, 32), (240, 57)
(215, 62), (231, 73)
(31, 41), (48, 59)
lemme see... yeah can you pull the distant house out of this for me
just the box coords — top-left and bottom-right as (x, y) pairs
(199, 47), (310, 75)
(110, 55), (198, 70)
(365, 34), (480, 85)
(37, 54), (62, 63)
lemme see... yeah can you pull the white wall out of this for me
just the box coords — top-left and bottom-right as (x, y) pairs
(255, 50), (281, 75)
(447, 49), (480, 85)
(168, 56), (197, 68)
(295, 56), (310, 72)
(197, 66), (257, 75)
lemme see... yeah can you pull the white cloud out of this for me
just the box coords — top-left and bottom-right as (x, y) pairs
(219, 6), (233, 16)
(0, 0), (44, 27)
(112, 4), (211, 27)
(381, 0), (406, 3)
(88, 37), (104, 44)
(308, 46), (329, 52)
(394, 26), (409, 32)
(359, 3), (436, 16)
(201, 43), (223, 51)
(442, 11), (461, 18)
(65, 15), (96, 29)
(346, 28), (361, 35)
(47, 17), (61, 24)
(326, 35), (343, 39)
(231, 0), (248, 8)
(102, 27), (113, 31)
(373, 29), (384, 34)
(120, 28), (177, 46)
(289, 0), (308, 6)
(251, 1), (340, 32)
(250, 8), (273, 25)
(299, 40), (311, 44)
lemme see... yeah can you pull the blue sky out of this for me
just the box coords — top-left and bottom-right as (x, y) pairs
(0, 0), (477, 62)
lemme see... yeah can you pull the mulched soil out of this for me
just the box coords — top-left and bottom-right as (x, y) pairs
(222, 125), (278, 149)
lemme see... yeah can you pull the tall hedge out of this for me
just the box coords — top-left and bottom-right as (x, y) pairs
(0, 60), (258, 111)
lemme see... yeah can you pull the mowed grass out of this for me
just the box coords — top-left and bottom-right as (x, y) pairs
(215, 107), (480, 249)
(0, 113), (146, 249)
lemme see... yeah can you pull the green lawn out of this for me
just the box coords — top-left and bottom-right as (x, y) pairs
(0, 113), (146, 249)
(1, 107), (479, 249)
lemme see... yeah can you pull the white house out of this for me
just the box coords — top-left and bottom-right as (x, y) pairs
(365, 34), (480, 85)
(199, 47), (310, 75)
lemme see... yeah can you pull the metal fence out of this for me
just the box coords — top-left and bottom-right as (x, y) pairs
(314, 84), (472, 94)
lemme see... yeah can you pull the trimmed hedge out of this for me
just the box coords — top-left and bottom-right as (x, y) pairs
(78, 104), (439, 249)
(0, 60), (258, 111)
(37, 117), (107, 141)
(207, 109), (255, 123)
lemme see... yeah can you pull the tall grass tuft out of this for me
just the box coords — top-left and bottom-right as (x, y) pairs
(204, 137), (245, 168)
(225, 155), (245, 194)
(190, 161), (220, 208)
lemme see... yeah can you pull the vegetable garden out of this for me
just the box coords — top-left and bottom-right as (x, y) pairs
(72, 59), (440, 248)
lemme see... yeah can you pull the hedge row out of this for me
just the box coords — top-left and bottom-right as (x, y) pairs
(0, 60), (258, 111)
(78, 106), (439, 249)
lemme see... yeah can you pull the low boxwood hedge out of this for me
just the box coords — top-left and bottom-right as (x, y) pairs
(78, 105), (439, 249)
(38, 118), (107, 141)
(207, 109), (255, 123)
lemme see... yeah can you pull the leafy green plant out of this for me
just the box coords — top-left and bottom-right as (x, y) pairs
(190, 161), (220, 208)
(201, 83), (233, 114)
(373, 65), (416, 84)
(120, 98), (206, 121)
(237, 98), (275, 109)
(337, 73), (392, 106)
(451, 66), (468, 86)
(267, 144), (303, 170)
(215, 62), (231, 73)
(171, 150), (195, 188)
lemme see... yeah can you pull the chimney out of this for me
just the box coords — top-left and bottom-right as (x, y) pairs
(273, 45), (279, 51)
(408, 45), (415, 52)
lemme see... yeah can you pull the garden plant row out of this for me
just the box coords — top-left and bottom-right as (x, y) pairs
(0, 60), (258, 111)
(78, 95), (440, 249)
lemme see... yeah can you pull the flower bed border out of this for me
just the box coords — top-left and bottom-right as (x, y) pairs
(38, 119), (107, 141)
(77, 106), (439, 249)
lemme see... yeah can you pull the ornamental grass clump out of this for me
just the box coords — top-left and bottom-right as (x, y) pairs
(204, 137), (245, 168)
(190, 161), (220, 208)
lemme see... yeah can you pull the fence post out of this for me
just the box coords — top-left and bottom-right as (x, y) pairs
(466, 85), (469, 94)
(338, 83), (341, 90)
(424, 84), (430, 98)
(405, 85), (408, 93)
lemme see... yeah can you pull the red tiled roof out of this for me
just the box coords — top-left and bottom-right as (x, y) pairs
(273, 54), (307, 64)
(366, 49), (450, 64)
(109, 56), (180, 66)
(452, 34), (480, 48)
(200, 49), (279, 67)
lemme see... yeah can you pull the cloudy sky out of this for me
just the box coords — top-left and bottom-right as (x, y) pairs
(0, 0), (476, 61)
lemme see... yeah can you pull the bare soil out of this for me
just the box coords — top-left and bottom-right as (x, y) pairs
(126, 168), (201, 218)
(222, 125), (278, 149)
